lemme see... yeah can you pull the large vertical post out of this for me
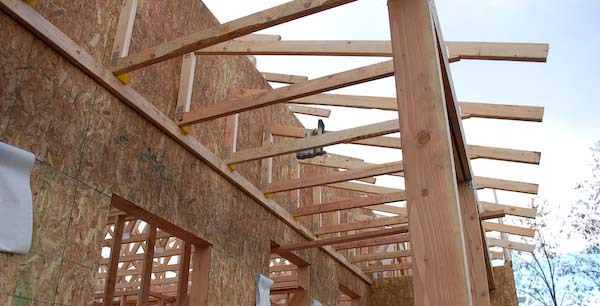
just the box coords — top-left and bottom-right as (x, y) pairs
(387, 0), (473, 305)
(138, 225), (157, 306)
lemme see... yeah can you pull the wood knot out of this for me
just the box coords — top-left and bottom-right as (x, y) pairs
(421, 188), (429, 197)
(416, 130), (431, 146)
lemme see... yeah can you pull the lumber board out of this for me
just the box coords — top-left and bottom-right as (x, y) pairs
(315, 216), (407, 235)
(179, 60), (395, 125)
(469, 145), (541, 164)
(350, 250), (411, 263)
(481, 202), (537, 218)
(226, 119), (399, 164)
(0, 0), (371, 284)
(262, 72), (308, 84)
(288, 105), (331, 117)
(291, 192), (406, 217)
(111, 0), (138, 59)
(460, 102), (544, 122)
(175, 53), (196, 121)
(111, 0), (358, 74)
(240, 89), (544, 122)
(388, 0), (473, 304)
(327, 181), (403, 194)
(363, 262), (412, 273)
(334, 234), (410, 250)
(474, 176), (539, 194)
(272, 226), (408, 253)
(262, 161), (403, 193)
(137, 225), (157, 306)
(103, 215), (125, 306)
(487, 238), (534, 253)
(482, 222), (536, 238)
(195, 40), (549, 62)
(266, 124), (401, 149)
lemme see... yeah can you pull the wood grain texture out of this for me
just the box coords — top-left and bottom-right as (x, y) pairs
(111, 0), (357, 74)
(388, 0), (473, 304)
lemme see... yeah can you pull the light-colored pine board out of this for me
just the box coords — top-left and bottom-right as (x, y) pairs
(0, 0), (371, 284)
(225, 119), (399, 165)
(288, 105), (331, 117)
(474, 176), (539, 194)
(111, 0), (138, 59)
(350, 250), (411, 263)
(315, 216), (407, 235)
(111, 0), (358, 74)
(175, 53), (196, 121)
(388, 0), (473, 304)
(483, 222), (536, 238)
(481, 202), (537, 219)
(180, 60), (395, 125)
(262, 161), (403, 193)
(291, 192), (406, 217)
(262, 72), (308, 84)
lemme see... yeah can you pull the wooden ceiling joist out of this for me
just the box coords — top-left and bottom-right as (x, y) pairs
(262, 161), (404, 194)
(225, 119), (399, 164)
(179, 60), (395, 126)
(483, 222), (536, 238)
(474, 176), (539, 194)
(110, 0), (358, 74)
(0, 0), (371, 284)
(315, 216), (408, 235)
(262, 72), (309, 84)
(487, 238), (535, 253)
(267, 125), (541, 164)
(272, 226), (408, 253)
(195, 40), (549, 63)
(481, 202), (537, 219)
(288, 105), (331, 118)
(327, 181), (403, 194)
(267, 125), (401, 149)
(292, 192), (406, 217)
(350, 250), (411, 263)
(334, 234), (410, 251)
(363, 262), (412, 274)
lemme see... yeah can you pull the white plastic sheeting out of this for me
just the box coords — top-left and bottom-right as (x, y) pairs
(311, 299), (323, 306)
(0, 141), (35, 254)
(256, 274), (274, 306)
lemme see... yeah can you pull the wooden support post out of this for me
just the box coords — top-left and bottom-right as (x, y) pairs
(188, 245), (211, 306)
(111, 0), (138, 59)
(296, 265), (311, 306)
(176, 241), (192, 306)
(103, 215), (125, 306)
(290, 155), (301, 208)
(137, 225), (157, 306)
(223, 114), (239, 159)
(175, 53), (197, 122)
(387, 0), (473, 305)
(312, 186), (322, 232)
(260, 129), (274, 189)
(458, 182), (492, 305)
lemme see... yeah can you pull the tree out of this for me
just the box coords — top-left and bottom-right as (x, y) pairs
(513, 142), (600, 305)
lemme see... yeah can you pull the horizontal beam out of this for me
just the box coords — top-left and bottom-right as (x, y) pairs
(292, 192), (406, 217)
(478, 209), (506, 220)
(487, 238), (534, 253)
(196, 40), (549, 62)
(236, 34), (282, 41)
(483, 222), (536, 238)
(272, 226), (408, 253)
(315, 216), (407, 235)
(111, 0), (357, 74)
(263, 72), (308, 84)
(274, 91), (545, 122)
(460, 102), (544, 122)
(350, 250), (411, 263)
(334, 234), (410, 250)
(0, 0), (371, 284)
(469, 145), (541, 165)
(263, 161), (403, 194)
(180, 60), (395, 125)
(288, 105), (331, 117)
(481, 202), (537, 219)
(474, 176), (539, 194)
(266, 124), (401, 149)
(363, 262), (412, 273)
(226, 119), (399, 164)
(327, 181), (403, 194)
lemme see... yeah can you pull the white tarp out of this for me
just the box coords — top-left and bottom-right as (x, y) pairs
(256, 274), (274, 306)
(311, 299), (323, 306)
(0, 141), (35, 254)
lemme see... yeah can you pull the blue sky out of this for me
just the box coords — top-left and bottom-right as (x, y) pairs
(202, 0), (600, 252)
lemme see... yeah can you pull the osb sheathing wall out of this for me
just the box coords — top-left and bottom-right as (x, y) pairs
(0, 1), (370, 305)
(366, 265), (520, 306)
